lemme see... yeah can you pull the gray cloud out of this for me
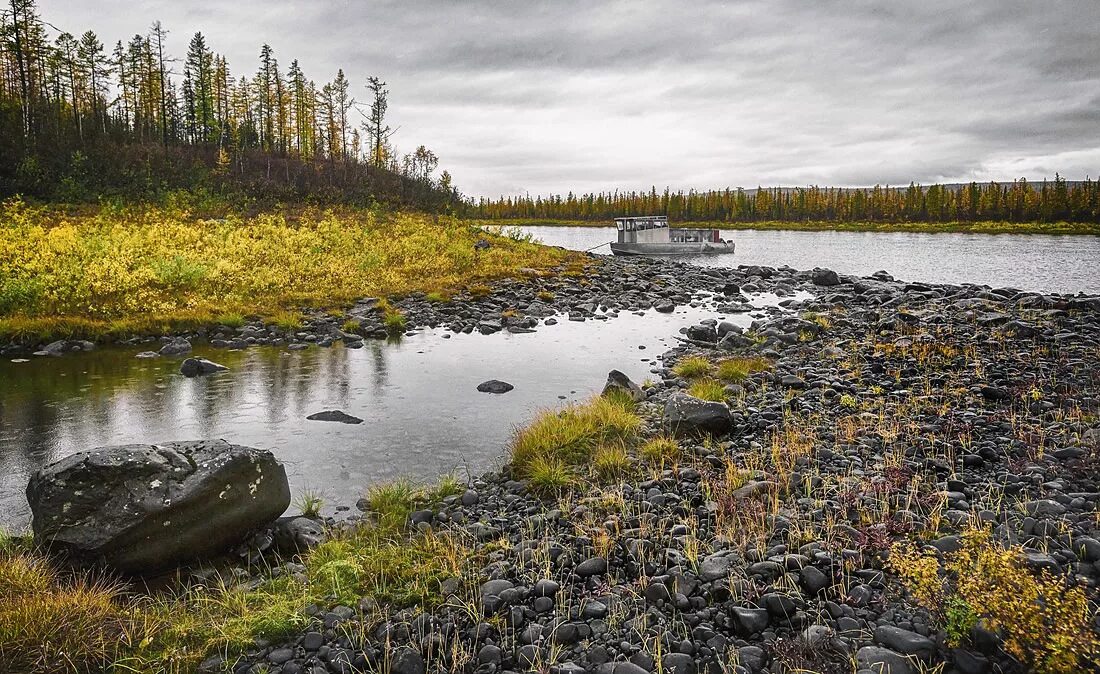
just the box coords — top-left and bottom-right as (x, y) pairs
(40, 0), (1100, 197)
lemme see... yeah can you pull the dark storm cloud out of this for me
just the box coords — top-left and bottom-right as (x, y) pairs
(40, 0), (1100, 196)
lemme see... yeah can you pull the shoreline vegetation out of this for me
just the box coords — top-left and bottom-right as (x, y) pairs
(0, 198), (573, 345)
(466, 177), (1100, 229)
(4, 259), (1099, 673)
(465, 217), (1100, 235)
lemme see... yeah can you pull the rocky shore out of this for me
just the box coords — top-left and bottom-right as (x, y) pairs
(10, 254), (1100, 673)
(204, 257), (1099, 674)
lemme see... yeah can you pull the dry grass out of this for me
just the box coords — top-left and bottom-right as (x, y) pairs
(511, 395), (641, 490)
(716, 356), (771, 382)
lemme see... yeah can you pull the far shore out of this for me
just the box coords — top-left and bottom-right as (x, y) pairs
(471, 217), (1100, 235)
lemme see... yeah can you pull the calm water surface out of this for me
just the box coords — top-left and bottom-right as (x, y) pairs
(515, 226), (1100, 295)
(0, 299), (793, 528)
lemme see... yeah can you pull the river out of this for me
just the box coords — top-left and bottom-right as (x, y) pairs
(510, 226), (1100, 295)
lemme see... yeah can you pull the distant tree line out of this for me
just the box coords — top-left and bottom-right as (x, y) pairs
(470, 177), (1100, 224)
(0, 0), (458, 207)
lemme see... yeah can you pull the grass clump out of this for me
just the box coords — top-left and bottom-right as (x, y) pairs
(525, 456), (574, 495)
(639, 436), (680, 465)
(688, 379), (727, 402)
(425, 291), (450, 303)
(0, 552), (129, 673)
(716, 356), (771, 383)
(592, 443), (631, 480)
(511, 395), (641, 490)
(672, 356), (712, 379)
(340, 318), (361, 334)
(536, 290), (555, 302)
(294, 489), (325, 518)
(214, 312), (246, 329)
(890, 526), (1098, 673)
(365, 480), (419, 530)
(267, 310), (303, 332)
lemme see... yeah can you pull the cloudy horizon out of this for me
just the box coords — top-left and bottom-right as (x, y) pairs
(39, 0), (1100, 199)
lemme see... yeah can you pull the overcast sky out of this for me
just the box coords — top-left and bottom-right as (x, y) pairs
(40, 0), (1100, 198)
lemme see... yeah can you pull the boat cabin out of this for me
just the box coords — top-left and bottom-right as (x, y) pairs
(615, 216), (670, 244)
(670, 228), (722, 243)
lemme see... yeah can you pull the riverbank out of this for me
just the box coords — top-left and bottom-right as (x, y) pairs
(0, 199), (573, 346)
(472, 218), (1100, 235)
(4, 258), (1100, 673)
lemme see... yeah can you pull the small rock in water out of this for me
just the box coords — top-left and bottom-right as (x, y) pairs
(180, 357), (228, 377)
(159, 337), (192, 356)
(306, 410), (364, 424)
(135, 351), (160, 359)
(477, 380), (514, 394)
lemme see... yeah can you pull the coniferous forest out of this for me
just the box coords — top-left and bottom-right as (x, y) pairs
(0, 0), (458, 208)
(470, 179), (1100, 225)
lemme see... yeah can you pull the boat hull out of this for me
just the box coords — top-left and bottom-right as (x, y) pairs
(610, 242), (735, 256)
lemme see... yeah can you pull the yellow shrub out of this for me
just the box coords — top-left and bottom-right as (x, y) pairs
(0, 201), (571, 340)
(890, 528), (1098, 674)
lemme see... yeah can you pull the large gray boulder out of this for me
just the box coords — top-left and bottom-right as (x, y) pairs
(664, 393), (732, 436)
(26, 440), (290, 573)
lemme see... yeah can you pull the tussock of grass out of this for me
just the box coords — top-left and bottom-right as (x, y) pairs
(214, 312), (246, 329)
(511, 395), (641, 489)
(0, 553), (128, 673)
(716, 356), (771, 383)
(525, 456), (574, 495)
(366, 480), (419, 530)
(672, 356), (711, 379)
(294, 489), (325, 518)
(425, 291), (451, 303)
(383, 307), (407, 335)
(592, 443), (631, 480)
(340, 318), (361, 334)
(688, 379), (727, 402)
(267, 310), (303, 332)
(639, 436), (680, 465)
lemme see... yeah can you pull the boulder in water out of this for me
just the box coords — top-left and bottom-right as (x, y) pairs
(159, 338), (192, 356)
(180, 357), (228, 377)
(26, 440), (290, 573)
(306, 410), (364, 424)
(477, 380), (514, 394)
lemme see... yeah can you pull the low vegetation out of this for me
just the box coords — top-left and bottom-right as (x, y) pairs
(890, 526), (1098, 674)
(0, 473), (473, 674)
(0, 198), (571, 343)
(716, 355), (771, 382)
(672, 355), (712, 379)
(510, 394), (643, 492)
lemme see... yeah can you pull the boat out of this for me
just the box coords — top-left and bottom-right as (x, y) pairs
(609, 216), (734, 256)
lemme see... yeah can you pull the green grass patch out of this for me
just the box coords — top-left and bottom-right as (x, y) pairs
(511, 395), (641, 490)
(639, 436), (680, 465)
(716, 356), (771, 383)
(267, 310), (303, 332)
(672, 356), (712, 379)
(688, 379), (727, 402)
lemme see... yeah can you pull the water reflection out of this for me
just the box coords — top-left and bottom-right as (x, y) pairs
(1, 301), (793, 528)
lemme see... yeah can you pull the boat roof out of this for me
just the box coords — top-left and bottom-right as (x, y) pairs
(614, 215), (668, 229)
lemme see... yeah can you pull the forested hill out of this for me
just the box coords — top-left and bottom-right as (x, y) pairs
(0, 0), (459, 209)
(469, 179), (1100, 225)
